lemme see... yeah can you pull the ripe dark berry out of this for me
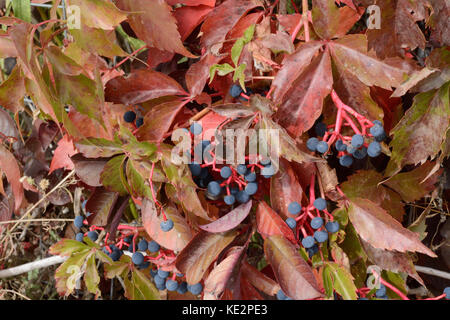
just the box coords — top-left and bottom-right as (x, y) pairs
(314, 230), (328, 243)
(288, 202), (301, 215)
(177, 282), (188, 294)
(339, 155), (353, 167)
(110, 249), (122, 261)
(220, 166), (232, 179)
(261, 165), (275, 178)
(244, 172), (256, 182)
(124, 235), (133, 243)
(260, 157), (271, 166)
(302, 236), (315, 249)
(306, 137), (319, 151)
(138, 261), (150, 270)
(245, 182), (258, 195)
(75, 232), (84, 242)
(189, 162), (202, 176)
(155, 281), (166, 291)
(136, 117), (144, 128)
(315, 122), (327, 137)
(347, 144), (357, 154)
(313, 198), (327, 211)
(335, 139), (347, 151)
(236, 190), (250, 203)
(207, 181), (222, 197)
(123, 110), (136, 123)
(87, 231), (98, 241)
(443, 287), (450, 299)
(74, 216), (84, 229)
(229, 84), (243, 98)
(369, 123), (385, 138)
(351, 134), (364, 148)
(285, 217), (296, 229)
(154, 275), (165, 286)
(325, 221), (339, 233)
(237, 164), (248, 175)
(190, 122), (202, 135)
(148, 240), (160, 253)
(310, 217), (323, 229)
(307, 244), (319, 258)
(353, 147), (367, 159)
(316, 141), (329, 154)
(224, 195), (235, 205)
(131, 252), (144, 265)
(166, 279), (179, 291)
(368, 141), (381, 157)
(137, 239), (148, 251)
(150, 269), (158, 278)
(160, 219), (174, 232)
(375, 284), (386, 298)
(188, 283), (203, 295)
(276, 289), (288, 300)
(157, 269), (170, 279)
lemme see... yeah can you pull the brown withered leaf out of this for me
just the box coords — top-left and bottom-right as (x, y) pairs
(264, 235), (323, 300)
(175, 229), (238, 284)
(347, 198), (437, 257)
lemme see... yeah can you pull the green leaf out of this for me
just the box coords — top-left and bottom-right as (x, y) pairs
(123, 140), (157, 159)
(12, 0), (31, 23)
(130, 269), (160, 300)
(100, 155), (129, 195)
(325, 263), (358, 300)
(84, 254), (101, 296)
(233, 63), (247, 91)
(126, 159), (152, 199)
(209, 63), (235, 83)
(231, 38), (245, 67)
(116, 24), (146, 52)
(242, 24), (255, 43)
(49, 239), (90, 257)
(54, 250), (91, 296)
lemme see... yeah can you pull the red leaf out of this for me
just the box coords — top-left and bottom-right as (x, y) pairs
(256, 201), (297, 245)
(185, 54), (221, 97)
(274, 50), (333, 137)
(241, 261), (280, 296)
(174, 5), (214, 41)
(199, 200), (252, 233)
(166, 0), (215, 6)
(49, 134), (77, 174)
(86, 188), (118, 227)
(105, 69), (187, 105)
(0, 144), (23, 212)
(264, 235), (323, 300)
(71, 154), (107, 187)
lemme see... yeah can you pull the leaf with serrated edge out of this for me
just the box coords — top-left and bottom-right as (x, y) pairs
(264, 235), (323, 300)
(199, 200), (252, 233)
(324, 262), (358, 300)
(256, 201), (297, 244)
(347, 198), (436, 257)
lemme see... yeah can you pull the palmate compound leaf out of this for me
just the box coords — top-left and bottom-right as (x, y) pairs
(199, 200), (252, 233)
(347, 198), (437, 257)
(264, 235), (323, 300)
(175, 229), (238, 285)
(141, 198), (193, 253)
(386, 81), (449, 176)
(256, 201), (297, 245)
(203, 246), (247, 300)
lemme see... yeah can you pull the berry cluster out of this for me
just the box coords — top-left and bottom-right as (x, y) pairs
(123, 110), (144, 128)
(150, 268), (203, 295)
(306, 90), (387, 167)
(187, 122), (275, 206)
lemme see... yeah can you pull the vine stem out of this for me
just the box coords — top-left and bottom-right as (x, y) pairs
(302, 0), (310, 42)
(0, 255), (67, 279)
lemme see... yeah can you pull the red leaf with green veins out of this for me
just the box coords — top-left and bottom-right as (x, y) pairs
(199, 200), (252, 233)
(264, 235), (323, 300)
(347, 198), (437, 257)
(115, 0), (196, 58)
(274, 50), (333, 137)
(256, 201), (297, 245)
(105, 69), (187, 105)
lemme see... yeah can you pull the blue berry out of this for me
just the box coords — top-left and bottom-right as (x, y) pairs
(315, 122), (327, 136)
(314, 230), (328, 243)
(199, 167), (209, 179)
(75, 232), (84, 242)
(157, 269), (170, 279)
(307, 244), (319, 258)
(136, 117), (144, 128)
(154, 275), (165, 286)
(306, 137), (319, 151)
(177, 282), (188, 294)
(124, 235), (133, 244)
(373, 120), (382, 126)
(123, 110), (136, 123)
(302, 236), (315, 249)
(285, 218), (297, 229)
(353, 147), (367, 159)
(150, 269), (158, 278)
(335, 139), (347, 151)
(110, 249), (122, 261)
(148, 240), (160, 253)
(74, 216), (84, 229)
(236, 190), (250, 203)
(160, 219), (174, 232)
(313, 198), (327, 211)
(288, 202), (301, 215)
(155, 281), (166, 291)
(261, 165), (275, 178)
(138, 261), (150, 269)
(443, 287), (450, 299)
(230, 187), (239, 195)
(260, 157), (271, 166)
(351, 134), (364, 148)
(188, 162), (202, 176)
(237, 164), (248, 175)
(375, 132), (387, 142)
(276, 289), (288, 300)
(166, 279), (179, 291)
(220, 166), (232, 179)
(224, 195), (235, 205)
(188, 283), (203, 295)
(244, 172), (256, 182)
(176, 273), (184, 277)
(367, 141), (381, 157)
(245, 182), (258, 195)
(190, 122), (202, 135)
(87, 231), (98, 241)
(131, 252), (144, 265)
(316, 141), (329, 154)
(346, 144), (357, 154)
(369, 123), (385, 138)
(339, 155), (353, 167)
(137, 239), (148, 251)
(375, 284), (386, 298)
(207, 181), (222, 196)
(229, 84), (243, 98)
(310, 217), (323, 229)
(325, 221), (339, 233)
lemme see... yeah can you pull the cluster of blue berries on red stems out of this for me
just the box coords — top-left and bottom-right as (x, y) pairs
(123, 110), (144, 128)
